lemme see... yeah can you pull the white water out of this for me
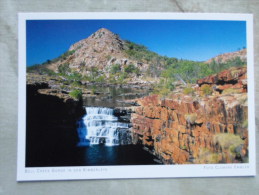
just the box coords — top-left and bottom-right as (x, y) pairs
(77, 107), (129, 146)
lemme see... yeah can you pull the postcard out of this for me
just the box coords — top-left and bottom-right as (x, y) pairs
(17, 12), (255, 181)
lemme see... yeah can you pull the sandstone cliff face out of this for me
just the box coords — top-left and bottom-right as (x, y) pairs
(131, 67), (248, 164)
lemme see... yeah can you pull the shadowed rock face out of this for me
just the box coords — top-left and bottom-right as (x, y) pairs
(131, 67), (248, 164)
(26, 83), (85, 167)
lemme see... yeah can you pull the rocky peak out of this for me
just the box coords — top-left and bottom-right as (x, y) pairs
(69, 27), (124, 53)
(91, 28), (118, 39)
(46, 28), (135, 74)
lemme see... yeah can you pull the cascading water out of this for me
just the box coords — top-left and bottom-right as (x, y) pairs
(77, 107), (129, 146)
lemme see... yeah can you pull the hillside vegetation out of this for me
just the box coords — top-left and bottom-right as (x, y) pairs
(27, 28), (247, 95)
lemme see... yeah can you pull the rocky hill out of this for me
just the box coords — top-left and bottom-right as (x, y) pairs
(29, 28), (247, 88)
(206, 49), (247, 64)
(45, 28), (151, 76)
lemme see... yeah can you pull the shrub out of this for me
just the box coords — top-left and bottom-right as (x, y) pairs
(66, 72), (82, 82)
(152, 87), (171, 97)
(110, 64), (121, 74)
(90, 86), (97, 95)
(242, 120), (248, 128)
(58, 63), (71, 75)
(196, 148), (220, 164)
(125, 64), (134, 73)
(27, 65), (56, 76)
(183, 86), (195, 95)
(164, 80), (175, 91)
(106, 55), (112, 60)
(95, 75), (106, 83)
(44, 69), (56, 76)
(60, 85), (67, 89)
(213, 133), (244, 159)
(201, 84), (213, 96)
(82, 75), (91, 82)
(71, 81), (82, 87)
(61, 50), (75, 60)
(152, 79), (175, 97)
(69, 89), (82, 100)
(90, 67), (99, 78)
(124, 64), (140, 74)
(125, 40), (160, 63)
(222, 88), (241, 95)
(108, 74), (117, 84)
(117, 72), (128, 84)
(209, 57), (246, 74)
(213, 133), (243, 149)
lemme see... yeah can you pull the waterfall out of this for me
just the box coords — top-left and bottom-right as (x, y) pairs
(77, 107), (129, 146)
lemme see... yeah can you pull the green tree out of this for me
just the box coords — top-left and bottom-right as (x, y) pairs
(89, 67), (99, 81)
(110, 64), (121, 74)
(66, 72), (82, 82)
(58, 63), (71, 75)
(160, 59), (214, 85)
(124, 64), (140, 75)
(69, 89), (82, 100)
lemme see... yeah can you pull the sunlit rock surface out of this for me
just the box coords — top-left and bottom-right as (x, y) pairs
(131, 67), (248, 164)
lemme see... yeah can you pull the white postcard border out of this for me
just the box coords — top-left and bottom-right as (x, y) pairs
(17, 12), (255, 181)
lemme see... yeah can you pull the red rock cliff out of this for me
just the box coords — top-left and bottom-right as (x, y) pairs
(131, 67), (248, 164)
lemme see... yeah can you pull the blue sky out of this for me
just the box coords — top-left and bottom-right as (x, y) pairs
(26, 20), (246, 66)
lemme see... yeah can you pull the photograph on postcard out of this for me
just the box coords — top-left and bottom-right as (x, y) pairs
(17, 13), (255, 181)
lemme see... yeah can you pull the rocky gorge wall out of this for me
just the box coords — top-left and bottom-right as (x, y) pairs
(131, 67), (248, 164)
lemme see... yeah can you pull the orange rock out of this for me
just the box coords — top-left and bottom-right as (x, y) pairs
(153, 119), (163, 133)
(137, 95), (160, 107)
(192, 129), (200, 137)
(131, 67), (248, 164)
(135, 107), (143, 115)
(197, 67), (247, 87)
(160, 107), (169, 121)
(227, 124), (235, 134)
(179, 125), (187, 133)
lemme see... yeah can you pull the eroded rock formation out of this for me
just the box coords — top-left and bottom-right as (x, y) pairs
(131, 67), (248, 164)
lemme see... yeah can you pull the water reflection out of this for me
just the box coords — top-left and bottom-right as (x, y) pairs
(81, 145), (159, 166)
(83, 86), (150, 107)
